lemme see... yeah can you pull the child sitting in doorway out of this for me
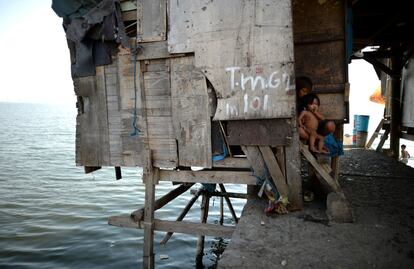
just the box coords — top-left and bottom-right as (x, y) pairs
(296, 76), (313, 113)
(298, 93), (329, 154)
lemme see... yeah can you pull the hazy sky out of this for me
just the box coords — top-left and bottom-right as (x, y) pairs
(0, 0), (380, 112)
(0, 0), (74, 104)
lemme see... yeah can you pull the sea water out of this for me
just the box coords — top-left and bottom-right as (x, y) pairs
(0, 102), (244, 269)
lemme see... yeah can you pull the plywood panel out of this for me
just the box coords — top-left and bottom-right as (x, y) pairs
(226, 119), (292, 146)
(137, 0), (166, 42)
(74, 67), (110, 166)
(293, 0), (347, 121)
(142, 59), (177, 168)
(168, 0), (296, 120)
(318, 93), (346, 121)
(171, 56), (212, 168)
(116, 54), (148, 167)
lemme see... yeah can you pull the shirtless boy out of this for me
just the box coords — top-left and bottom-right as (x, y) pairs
(298, 94), (328, 154)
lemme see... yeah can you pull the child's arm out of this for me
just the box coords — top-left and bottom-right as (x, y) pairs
(298, 111), (306, 128)
(313, 110), (325, 121)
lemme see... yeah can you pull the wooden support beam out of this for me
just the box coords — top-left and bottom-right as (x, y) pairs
(108, 217), (235, 237)
(219, 196), (224, 225)
(159, 170), (257, 185)
(285, 135), (303, 210)
(219, 184), (239, 224)
(143, 168), (157, 269)
(131, 183), (193, 222)
(300, 143), (340, 192)
(212, 157), (250, 169)
(376, 129), (390, 152)
(241, 146), (269, 199)
(160, 188), (203, 245)
(390, 52), (402, 159)
(259, 146), (289, 198)
(366, 119), (385, 149)
(196, 194), (210, 267)
(190, 189), (248, 199)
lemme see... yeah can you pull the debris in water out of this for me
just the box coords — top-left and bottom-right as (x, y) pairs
(160, 254), (169, 260)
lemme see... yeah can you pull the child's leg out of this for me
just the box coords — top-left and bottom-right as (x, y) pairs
(299, 126), (309, 141)
(308, 133), (318, 152)
(317, 134), (329, 154)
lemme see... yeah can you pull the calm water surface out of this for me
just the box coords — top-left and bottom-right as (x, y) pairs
(0, 102), (245, 269)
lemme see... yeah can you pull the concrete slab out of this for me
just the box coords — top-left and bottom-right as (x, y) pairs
(218, 149), (414, 268)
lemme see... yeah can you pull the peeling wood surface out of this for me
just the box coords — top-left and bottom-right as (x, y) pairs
(137, 0), (166, 42)
(171, 56), (212, 168)
(226, 119), (292, 146)
(159, 170), (257, 185)
(169, 0), (295, 120)
(74, 68), (110, 166)
(142, 59), (177, 168)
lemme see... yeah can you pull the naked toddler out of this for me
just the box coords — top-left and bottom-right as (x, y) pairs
(298, 94), (328, 154)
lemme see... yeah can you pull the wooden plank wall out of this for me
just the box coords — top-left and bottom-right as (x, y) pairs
(168, 0), (296, 121)
(170, 56), (212, 168)
(137, 0), (166, 42)
(74, 68), (110, 166)
(293, 0), (347, 121)
(142, 59), (178, 168)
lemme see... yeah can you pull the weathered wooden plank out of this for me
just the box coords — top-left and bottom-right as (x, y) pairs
(75, 67), (110, 167)
(285, 133), (302, 210)
(212, 157), (250, 169)
(131, 183), (193, 222)
(171, 56), (212, 168)
(159, 170), (257, 185)
(137, 0), (166, 42)
(196, 193), (210, 266)
(143, 168), (157, 269)
(226, 119), (292, 146)
(108, 217), (235, 237)
(318, 94), (346, 121)
(299, 143), (340, 192)
(259, 146), (289, 198)
(169, 0), (296, 120)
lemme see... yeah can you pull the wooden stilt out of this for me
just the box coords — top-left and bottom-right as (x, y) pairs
(366, 119), (385, 149)
(132, 183), (194, 222)
(331, 124), (343, 181)
(284, 132), (303, 210)
(376, 129), (390, 152)
(143, 167), (158, 269)
(259, 146), (289, 198)
(390, 52), (402, 160)
(160, 188), (203, 245)
(218, 184), (238, 224)
(219, 196), (224, 225)
(275, 146), (286, 181)
(242, 146), (270, 200)
(195, 193), (210, 268)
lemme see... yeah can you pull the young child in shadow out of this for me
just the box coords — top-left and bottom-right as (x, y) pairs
(298, 93), (329, 154)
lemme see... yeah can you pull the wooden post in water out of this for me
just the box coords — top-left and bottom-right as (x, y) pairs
(195, 193), (210, 268)
(143, 166), (158, 269)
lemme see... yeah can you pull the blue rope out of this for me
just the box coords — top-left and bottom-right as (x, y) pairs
(130, 42), (142, 136)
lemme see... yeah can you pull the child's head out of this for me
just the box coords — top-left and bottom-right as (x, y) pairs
(296, 76), (313, 98)
(401, 144), (406, 150)
(303, 93), (320, 112)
